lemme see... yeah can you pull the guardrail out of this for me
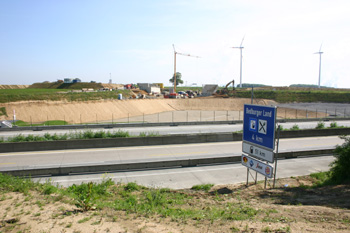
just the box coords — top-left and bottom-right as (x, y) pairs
(1, 127), (349, 153)
(1, 149), (334, 177)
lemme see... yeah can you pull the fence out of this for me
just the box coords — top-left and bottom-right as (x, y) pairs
(5, 107), (349, 126)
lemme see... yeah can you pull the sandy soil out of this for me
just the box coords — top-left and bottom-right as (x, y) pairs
(0, 85), (29, 89)
(0, 98), (321, 124)
(1, 176), (349, 233)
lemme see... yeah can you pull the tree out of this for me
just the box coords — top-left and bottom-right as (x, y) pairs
(169, 72), (183, 86)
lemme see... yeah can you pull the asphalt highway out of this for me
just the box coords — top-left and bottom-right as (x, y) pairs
(30, 155), (335, 189)
(1, 120), (350, 140)
(0, 136), (343, 171)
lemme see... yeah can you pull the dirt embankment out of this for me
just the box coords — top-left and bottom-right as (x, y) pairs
(0, 176), (349, 233)
(0, 85), (29, 89)
(0, 97), (322, 124)
(0, 98), (259, 123)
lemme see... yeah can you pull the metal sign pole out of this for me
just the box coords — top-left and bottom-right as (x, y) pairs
(250, 89), (259, 183)
(246, 168), (249, 186)
(273, 125), (281, 188)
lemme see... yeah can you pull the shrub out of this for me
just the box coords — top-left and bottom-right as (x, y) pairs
(112, 130), (130, 138)
(290, 124), (300, 130)
(330, 122), (338, 128)
(82, 130), (95, 139)
(329, 136), (350, 184)
(315, 121), (325, 129)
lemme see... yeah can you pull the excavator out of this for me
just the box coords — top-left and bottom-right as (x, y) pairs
(215, 80), (235, 97)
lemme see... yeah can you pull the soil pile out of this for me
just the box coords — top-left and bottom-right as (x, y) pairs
(0, 97), (320, 124)
(0, 98), (262, 123)
(0, 85), (29, 89)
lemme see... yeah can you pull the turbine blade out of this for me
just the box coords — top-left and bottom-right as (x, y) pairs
(240, 36), (245, 47)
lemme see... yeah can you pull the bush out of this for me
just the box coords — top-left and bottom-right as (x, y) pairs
(329, 136), (350, 184)
(330, 122), (338, 128)
(315, 121), (325, 129)
(290, 124), (300, 130)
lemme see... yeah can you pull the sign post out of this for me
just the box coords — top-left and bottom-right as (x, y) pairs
(242, 104), (277, 188)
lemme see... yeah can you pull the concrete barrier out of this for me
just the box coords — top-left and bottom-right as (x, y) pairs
(1, 149), (334, 177)
(1, 128), (349, 153)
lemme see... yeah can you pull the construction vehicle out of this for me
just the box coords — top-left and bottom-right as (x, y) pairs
(215, 80), (235, 97)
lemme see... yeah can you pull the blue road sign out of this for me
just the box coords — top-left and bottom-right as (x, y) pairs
(243, 104), (276, 150)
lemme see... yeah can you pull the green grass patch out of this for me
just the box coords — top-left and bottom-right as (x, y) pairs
(0, 88), (131, 103)
(191, 184), (214, 192)
(0, 107), (8, 117)
(0, 173), (260, 222)
(13, 120), (68, 127)
(315, 121), (325, 129)
(1, 129), (160, 143)
(290, 124), (300, 130)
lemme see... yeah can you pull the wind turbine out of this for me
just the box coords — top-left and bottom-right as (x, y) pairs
(232, 37), (245, 88)
(172, 44), (200, 93)
(314, 44), (323, 88)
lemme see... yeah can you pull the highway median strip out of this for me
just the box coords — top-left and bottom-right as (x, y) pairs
(0, 148), (334, 177)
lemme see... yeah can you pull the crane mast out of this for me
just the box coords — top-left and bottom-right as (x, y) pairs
(172, 44), (199, 93)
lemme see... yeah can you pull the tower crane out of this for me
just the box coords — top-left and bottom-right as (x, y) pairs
(172, 44), (199, 93)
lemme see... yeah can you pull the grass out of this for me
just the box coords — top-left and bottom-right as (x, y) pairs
(0, 88), (131, 103)
(233, 89), (350, 103)
(3, 86), (350, 103)
(1, 129), (162, 143)
(0, 173), (260, 222)
(13, 120), (68, 127)
(191, 184), (214, 192)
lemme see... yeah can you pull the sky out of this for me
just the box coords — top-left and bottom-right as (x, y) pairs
(1, 0), (350, 88)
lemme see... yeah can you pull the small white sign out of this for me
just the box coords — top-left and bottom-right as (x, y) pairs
(241, 154), (274, 178)
(242, 142), (275, 163)
(258, 119), (267, 134)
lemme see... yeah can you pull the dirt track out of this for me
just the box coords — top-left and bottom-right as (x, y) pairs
(0, 98), (325, 124)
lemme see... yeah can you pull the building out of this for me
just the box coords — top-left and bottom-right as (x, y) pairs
(137, 83), (161, 94)
(64, 78), (73, 83)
